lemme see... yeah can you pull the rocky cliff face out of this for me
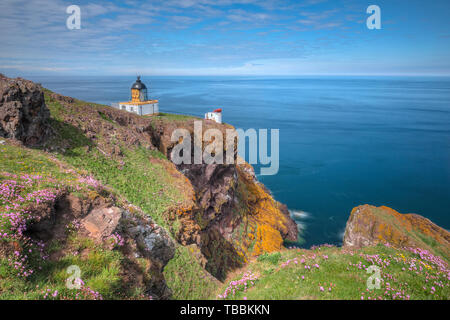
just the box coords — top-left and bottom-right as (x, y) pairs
(148, 116), (298, 280)
(343, 204), (450, 259)
(0, 74), (52, 146)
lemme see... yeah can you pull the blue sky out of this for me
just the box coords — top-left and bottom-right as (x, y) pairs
(0, 0), (449, 76)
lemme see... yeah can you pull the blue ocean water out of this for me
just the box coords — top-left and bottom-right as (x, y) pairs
(27, 75), (450, 248)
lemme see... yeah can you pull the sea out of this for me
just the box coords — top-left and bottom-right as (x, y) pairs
(25, 75), (450, 248)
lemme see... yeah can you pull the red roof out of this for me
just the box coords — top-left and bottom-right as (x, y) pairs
(213, 108), (222, 113)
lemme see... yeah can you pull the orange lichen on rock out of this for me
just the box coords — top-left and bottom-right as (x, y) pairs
(236, 161), (297, 257)
(343, 204), (450, 259)
(252, 224), (284, 256)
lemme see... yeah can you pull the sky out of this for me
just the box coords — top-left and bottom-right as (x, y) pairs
(0, 0), (449, 76)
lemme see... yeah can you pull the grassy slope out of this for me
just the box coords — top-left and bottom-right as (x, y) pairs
(164, 246), (219, 299)
(0, 143), (126, 299)
(217, 245), (449, 300)
(45, 92), (183, 232)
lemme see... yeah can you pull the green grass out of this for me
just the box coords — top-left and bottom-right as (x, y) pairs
(56, 142), (180, 230)
(0, 143), (92, 237)
(150, 112), (199, 121)
(164, 246), (219, 300)
(0, 143), (76, 183)
(216, 245), (450, 300)
(98, 111), (115, 123)
(257, 252), (282, 265)
(0, 235), (124, 300)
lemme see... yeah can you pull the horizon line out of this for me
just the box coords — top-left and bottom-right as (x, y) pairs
(7, 73), (450, 78)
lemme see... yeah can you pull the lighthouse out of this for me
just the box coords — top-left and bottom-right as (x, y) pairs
(114, 76), (159, 115)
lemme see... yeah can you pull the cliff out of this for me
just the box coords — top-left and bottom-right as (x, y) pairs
(0, 75), (297, 299)
(147, 115), (297, 279)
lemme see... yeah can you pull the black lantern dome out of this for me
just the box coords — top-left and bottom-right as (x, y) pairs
(131, 76), (147, 90)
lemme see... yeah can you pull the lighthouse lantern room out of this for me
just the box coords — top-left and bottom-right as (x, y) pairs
(113, 76), (159, 115)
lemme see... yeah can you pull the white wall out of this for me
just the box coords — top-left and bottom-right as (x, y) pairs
(118, 103), (159, 115)
(205, 112), (222, 124)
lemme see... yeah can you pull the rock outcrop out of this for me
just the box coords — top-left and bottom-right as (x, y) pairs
(148, 117), (298, 279)
(343, 204), (450, 258)
(25, 191), (175, 299)
(0, 74), (51, 146)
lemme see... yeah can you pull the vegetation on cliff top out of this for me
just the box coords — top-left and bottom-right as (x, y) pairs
(0, 143), (126, 299)
(217, 244), (449, 300)
(44, 90), (184, 232)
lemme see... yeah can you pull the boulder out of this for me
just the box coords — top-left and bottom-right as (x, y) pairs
(80, 207), (122, 241)
(78, 206), (175, 266)
(119, 210), (175, 266)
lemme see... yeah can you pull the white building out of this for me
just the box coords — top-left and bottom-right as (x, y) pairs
(118, 102), (159, 116)
(205, 108), (222, 124)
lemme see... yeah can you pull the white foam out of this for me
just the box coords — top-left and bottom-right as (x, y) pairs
(296, 222), (306, 231)
(290, 210), (311, 220)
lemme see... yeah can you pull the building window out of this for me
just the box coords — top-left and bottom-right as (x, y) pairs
(140, 89), (148, 101)
(121, 105), (126, 110)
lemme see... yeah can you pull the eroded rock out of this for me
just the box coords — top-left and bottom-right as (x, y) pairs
(119, 210), (175, 266)
(343, 204), (450, 258)
(0, 74), (51, 146)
